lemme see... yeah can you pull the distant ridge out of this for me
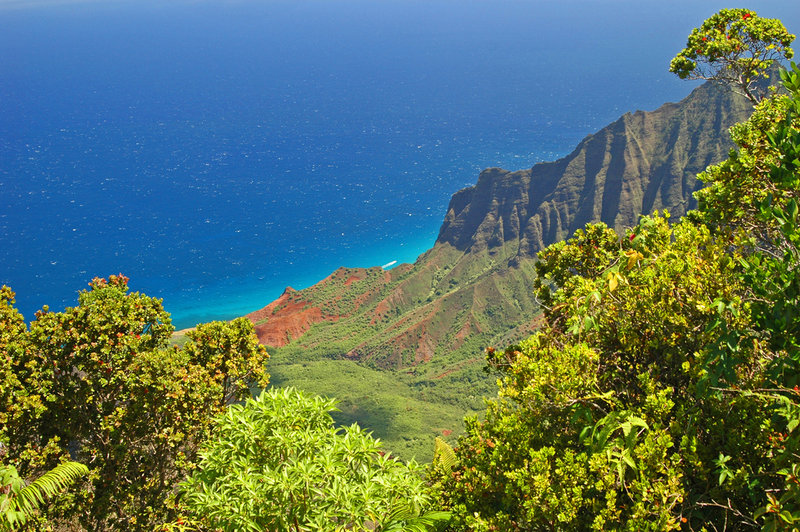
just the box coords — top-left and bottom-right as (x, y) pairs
(247, 80), (752, 372)
(437, 79), (752, 260)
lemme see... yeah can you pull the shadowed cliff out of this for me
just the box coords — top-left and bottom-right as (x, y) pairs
(248, 80), (752, 372)
(437, 80), (752, 259)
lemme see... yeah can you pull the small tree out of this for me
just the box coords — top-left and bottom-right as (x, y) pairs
(181, 387), (449, 532)
(4, 275), (270, 530)
(670, 8), (795, 104)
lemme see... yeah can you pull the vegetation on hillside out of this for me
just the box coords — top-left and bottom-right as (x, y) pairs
(257, 253), (541, 460)
(432, 56), (800, 531)
(268, 352), (490, 462)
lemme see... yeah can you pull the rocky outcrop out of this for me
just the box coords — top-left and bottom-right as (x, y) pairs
(437, 81), (752, 258)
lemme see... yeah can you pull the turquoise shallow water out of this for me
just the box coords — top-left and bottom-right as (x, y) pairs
(1, 0), (798, 329)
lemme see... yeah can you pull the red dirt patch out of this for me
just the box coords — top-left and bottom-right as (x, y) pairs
(246, 289), (328, 347)
(414, 331), (435, 364)
(344, 275), (363, 286)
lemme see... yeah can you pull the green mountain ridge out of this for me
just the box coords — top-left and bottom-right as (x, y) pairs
(438, 79), (753, 257)
(248, 80), (753, 460)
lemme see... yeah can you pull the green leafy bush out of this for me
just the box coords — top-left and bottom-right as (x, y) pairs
(181, 386), (449, 531)
(1, 275), (269, 530)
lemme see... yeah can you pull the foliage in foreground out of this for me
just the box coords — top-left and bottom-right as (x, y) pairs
(180, 386), (449, 532)
(0, 275), (269, 530)
(0, 461), (88, 530)
(433, 61), (800, 531)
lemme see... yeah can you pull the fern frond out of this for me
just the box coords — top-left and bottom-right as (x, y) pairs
(10, 462), (88, 517)
(432, 437), (457, 473)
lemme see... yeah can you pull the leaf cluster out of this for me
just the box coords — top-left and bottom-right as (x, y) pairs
(670, 8), (795, 104)
(1, 275), (269, 530)
(180, 387), (448, 531)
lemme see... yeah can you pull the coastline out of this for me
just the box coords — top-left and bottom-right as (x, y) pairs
(164, 231), (439, 330)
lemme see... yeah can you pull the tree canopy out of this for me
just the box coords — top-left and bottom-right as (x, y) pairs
(0, 275), (269, 530)
(670, 8), (795, 104)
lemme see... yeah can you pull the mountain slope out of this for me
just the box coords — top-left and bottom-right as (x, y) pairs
(437, 80), (752, 258)
(246, 81), (753, 459)
(250, 81), (751, 367)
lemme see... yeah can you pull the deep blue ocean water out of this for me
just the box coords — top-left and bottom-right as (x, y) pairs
(2, 0), (798, 329)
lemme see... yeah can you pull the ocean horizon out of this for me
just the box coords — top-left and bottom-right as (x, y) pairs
(2, 0), (799, 329)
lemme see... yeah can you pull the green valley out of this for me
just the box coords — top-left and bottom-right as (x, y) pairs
(249, 78), (755, 461)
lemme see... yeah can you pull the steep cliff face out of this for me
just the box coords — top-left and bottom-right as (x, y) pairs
(248, 81), (752, 369)
(437, 81), (752, 258)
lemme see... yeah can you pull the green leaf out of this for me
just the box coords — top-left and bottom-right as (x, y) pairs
(2, 461), (88, 526)
(621, 449), (637, 471)
(788, 199), (799, 221)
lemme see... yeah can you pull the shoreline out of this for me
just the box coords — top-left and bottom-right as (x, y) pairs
(164, 232), (438, 330)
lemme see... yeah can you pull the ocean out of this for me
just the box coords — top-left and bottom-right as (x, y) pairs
(2, 0), (798, 329)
